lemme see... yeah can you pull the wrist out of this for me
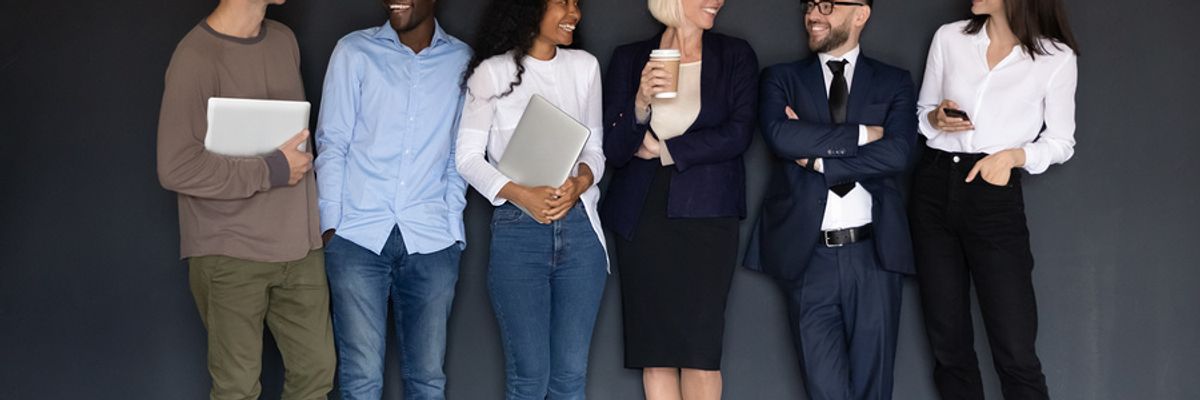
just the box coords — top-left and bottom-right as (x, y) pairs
(1006, 148), (1026, 168)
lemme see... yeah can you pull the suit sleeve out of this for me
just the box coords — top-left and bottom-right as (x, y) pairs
(602, 46), (651, 169)
(821, 73), (919, 186)
(661, 42), (759, 172)
(758, 66), (862, 160)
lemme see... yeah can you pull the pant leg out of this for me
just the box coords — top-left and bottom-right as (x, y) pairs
(960, 173), (1049, 400)
(780, 246), (853, 400)
(393, 243), (462, 400)
(841, 241), (903, 400)
(547, 204), (608, 400)
(189, 255), (276, 400)
(910, 153), (985, 400)
(324, 233), (396, 400)
(489, 204), (554, 400)
(265, 249), (336, 400)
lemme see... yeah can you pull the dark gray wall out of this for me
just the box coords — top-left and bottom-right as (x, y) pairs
(2, 0), (1198, 399)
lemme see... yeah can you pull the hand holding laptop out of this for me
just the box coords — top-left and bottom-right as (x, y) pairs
(279, 129), (312, 186)
(202, 97), (313, 186)
(495, 95), (593, 223)
(545, 163), (594, 221)
(500, 183), (560, 224)
(499, 163), (593, 224)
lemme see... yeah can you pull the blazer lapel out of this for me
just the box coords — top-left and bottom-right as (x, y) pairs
(847, 55), (875, 122)
(695, 33), (717, 126)
(799, 57), (830, 124)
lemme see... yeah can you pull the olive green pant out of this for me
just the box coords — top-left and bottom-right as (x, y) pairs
(189, 249), (335, 400)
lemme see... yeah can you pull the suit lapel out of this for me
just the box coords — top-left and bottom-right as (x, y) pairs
(799, 57), (830, 124)
(696, 33), (716, 126)
(847, 55), (875, 122)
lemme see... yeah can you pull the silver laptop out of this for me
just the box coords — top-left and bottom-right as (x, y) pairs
(496, 94), (592, 196)
(204, 97), (310, 156)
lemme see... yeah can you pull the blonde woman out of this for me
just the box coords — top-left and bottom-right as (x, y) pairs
(601, 0), (758, 398)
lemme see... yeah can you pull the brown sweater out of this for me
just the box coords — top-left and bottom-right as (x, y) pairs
(157, 20), (320, 262)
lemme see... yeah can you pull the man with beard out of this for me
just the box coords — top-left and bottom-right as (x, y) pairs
(313, 0), (470, 399)
(744, 0), (917, 399)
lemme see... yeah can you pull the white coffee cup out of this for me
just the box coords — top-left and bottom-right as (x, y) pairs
(649, 49), (681, 99)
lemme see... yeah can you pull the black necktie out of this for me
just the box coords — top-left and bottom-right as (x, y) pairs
(827, 59), (855, 197)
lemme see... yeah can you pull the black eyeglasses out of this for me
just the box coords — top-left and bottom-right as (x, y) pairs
(804, 1), (867, 15)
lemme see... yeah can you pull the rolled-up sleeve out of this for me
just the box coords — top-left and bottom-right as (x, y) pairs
(1022, 54), (1077, 174)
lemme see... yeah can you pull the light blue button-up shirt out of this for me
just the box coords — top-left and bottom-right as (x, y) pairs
(315, 21), (471, 255)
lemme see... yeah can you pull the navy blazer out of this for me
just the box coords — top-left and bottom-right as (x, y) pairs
(744, 54), (918, 280)
(601, 32), (759, 241)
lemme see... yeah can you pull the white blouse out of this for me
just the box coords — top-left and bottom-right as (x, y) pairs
(916, 20), (1078, 174)
(454, 48), (608, 264)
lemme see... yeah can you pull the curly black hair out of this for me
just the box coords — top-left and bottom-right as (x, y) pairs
(461, 0), (547, 99)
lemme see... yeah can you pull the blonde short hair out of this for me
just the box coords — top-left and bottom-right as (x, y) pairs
(647, 0), (684, 28)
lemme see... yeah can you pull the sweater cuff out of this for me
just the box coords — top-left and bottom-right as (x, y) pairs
(264, 150), (290, 188)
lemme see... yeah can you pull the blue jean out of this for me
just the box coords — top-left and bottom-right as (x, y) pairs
(324, 227), (461, 400)
(488, 203), (608, 400)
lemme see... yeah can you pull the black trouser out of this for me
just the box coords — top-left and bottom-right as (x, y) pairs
(910, 148), (1049, 400)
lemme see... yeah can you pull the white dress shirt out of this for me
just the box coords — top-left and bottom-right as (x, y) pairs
(455, 49), (609, 265)
(916, 20), (1078, 174)
(813, 46), (874, 231)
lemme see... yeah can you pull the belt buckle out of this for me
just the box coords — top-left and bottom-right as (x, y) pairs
(823, 231), (844, 248)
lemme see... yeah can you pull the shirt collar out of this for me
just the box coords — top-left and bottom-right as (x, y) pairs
(818, 45), (861, 67)
(372, 19), (451, 50)
(972, 20), (1032, 61)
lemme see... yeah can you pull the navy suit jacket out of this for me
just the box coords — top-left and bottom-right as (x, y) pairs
(745, 55), (918, 280)
(602, 32), (759, 241)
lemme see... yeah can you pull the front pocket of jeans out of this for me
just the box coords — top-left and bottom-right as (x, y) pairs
(491, 206), (525, 226)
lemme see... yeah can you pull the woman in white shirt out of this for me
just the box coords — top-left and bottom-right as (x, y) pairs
(455, 0), (607, 399)
(911, 0), (1079, 398)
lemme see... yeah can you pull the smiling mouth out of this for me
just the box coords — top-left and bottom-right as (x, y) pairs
(703, 7), (719, 16)
(558, 23), (576, 32)
(389, 3), (412, 12)
(809, 23), (830, 34)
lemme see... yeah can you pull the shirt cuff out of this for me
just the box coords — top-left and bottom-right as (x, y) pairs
(447, 213), (466, 250)
(635, 104), (651, 124)
(857, 125), (869, 146)
(318, 201), (341, 233)
(1020, 144), (1047, 175)
(814, 158), (825, 173)
(483, 177), (513, 206)
(917, 111), (942, 140)
(263, 150), (290, 188)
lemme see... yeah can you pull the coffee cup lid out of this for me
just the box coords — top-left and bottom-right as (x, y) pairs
(650, 49), (681, 58)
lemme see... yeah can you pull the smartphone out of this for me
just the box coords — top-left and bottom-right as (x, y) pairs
(943, 108), (971, 121)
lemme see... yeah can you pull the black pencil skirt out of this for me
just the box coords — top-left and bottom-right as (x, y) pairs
(616, 166), (739, 370)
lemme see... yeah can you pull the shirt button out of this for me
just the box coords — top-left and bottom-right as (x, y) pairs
(953, 156), (961, 163)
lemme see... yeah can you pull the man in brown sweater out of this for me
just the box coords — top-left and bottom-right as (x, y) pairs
(156, 0), (333, 398)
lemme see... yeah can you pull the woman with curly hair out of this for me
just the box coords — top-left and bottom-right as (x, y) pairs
(454, 0), (607, 399)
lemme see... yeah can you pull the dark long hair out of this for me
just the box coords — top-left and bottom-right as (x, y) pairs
(964, 0), (1080, 58)
(460, 0), (547, 98)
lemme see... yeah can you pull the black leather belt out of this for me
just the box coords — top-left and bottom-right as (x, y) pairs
(821, 224), (873, 247)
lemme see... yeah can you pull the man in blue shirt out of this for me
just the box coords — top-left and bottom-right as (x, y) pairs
(313, 1), (470, 398)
